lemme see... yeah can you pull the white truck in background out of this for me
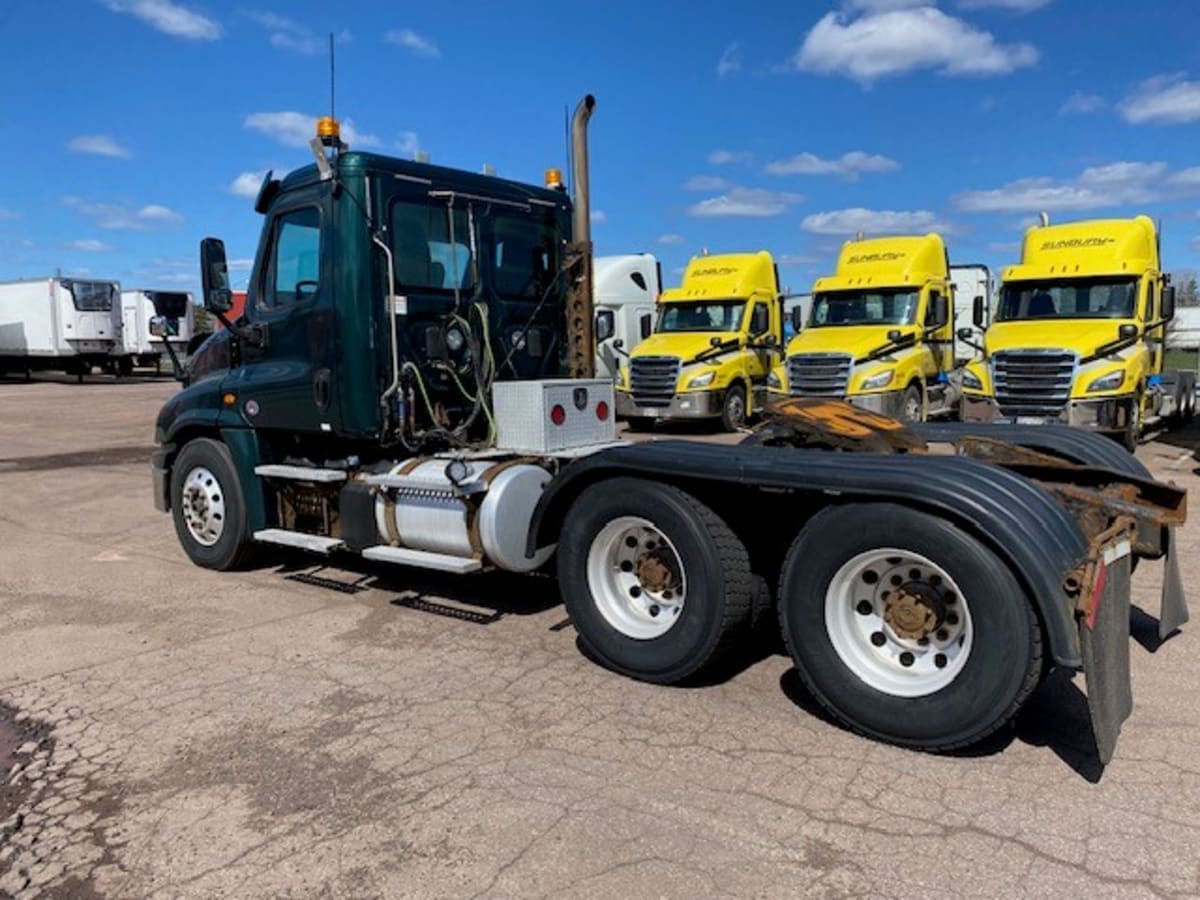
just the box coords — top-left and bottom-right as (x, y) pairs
(950, 264), (991, 364)
(117, 289), (195, 375)
(0, 277), (122, 382)
(593, 253), (660, 379)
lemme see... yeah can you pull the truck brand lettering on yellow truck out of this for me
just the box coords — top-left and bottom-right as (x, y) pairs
(615, 250), (783, 432)
(768, 233), (961, 422)
(961, 214), (1196, 450)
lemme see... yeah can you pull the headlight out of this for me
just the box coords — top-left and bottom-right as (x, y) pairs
(688, 370), (716, 389)
(767, 370), (781, 390)
(1087, 370), (1125, 393)
(445, 325), (466, 353)
(860, 369), (894, 391)
(961, 369), (982, 391)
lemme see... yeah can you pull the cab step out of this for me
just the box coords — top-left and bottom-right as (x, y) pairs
(361, 546), (483, 574)
(253, 529), (345, 554)
(254, 464), (347, 483)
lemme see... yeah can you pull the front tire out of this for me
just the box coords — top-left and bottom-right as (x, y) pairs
(1123, 390), (1143, 453)
(557, 478), (753, 684)
(720, 383), (748, 432)
(900, 383), (924, 422)
(170, 438), (255, 570)
(778, 503), (1042, 751)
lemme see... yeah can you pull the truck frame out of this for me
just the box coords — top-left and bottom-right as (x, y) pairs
(151, 97), (1187, 763)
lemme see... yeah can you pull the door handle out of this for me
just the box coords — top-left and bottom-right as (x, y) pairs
(313, 368), (331, 409)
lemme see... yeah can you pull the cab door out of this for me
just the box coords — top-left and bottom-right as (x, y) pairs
(228, 189), (338, 433)
(923, 286), (953, 376)
(745, 299), (779, 406)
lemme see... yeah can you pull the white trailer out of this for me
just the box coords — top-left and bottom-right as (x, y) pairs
(593, 254), (660, 380)
(117, 289), (194, 374)
(0, 277), (122, 381)
(950, 264), (991, 364)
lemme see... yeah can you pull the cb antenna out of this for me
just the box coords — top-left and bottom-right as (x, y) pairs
(329, 32), (336, 119)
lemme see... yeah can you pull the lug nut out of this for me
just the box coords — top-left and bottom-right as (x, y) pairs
(870, 631), (886, 647)
(909, 569), (921, 580)
(629, 586), (642, 598)
(936, 629), (949, 641)
(856, 600), (873, 616)
(862, 571), (879, 584)
(890, 575), (903, 587)
(934, 653), (948, 669)
(620, 560), (633, 573)
(929, 574), (942, 587)
(899, 652), (915, 667)
(649, 604), (660, 617)
(625, 536), (638, 548)
(946, 613), (959, 626)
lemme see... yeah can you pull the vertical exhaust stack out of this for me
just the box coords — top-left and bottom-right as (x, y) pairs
(566, 94), (596, 379)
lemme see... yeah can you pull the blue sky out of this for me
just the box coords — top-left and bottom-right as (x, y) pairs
(2, 0), (1199, 297)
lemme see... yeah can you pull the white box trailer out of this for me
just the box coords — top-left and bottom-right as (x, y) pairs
(593, 254), (660, 380)
(0, 277), (122, 381)
(950, 264), (991, 364)
(118, 289), (194, 373)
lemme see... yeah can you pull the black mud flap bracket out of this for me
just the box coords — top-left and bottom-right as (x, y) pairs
(1079, 536), (1133, 766)
(1160, 527), (1189, 640)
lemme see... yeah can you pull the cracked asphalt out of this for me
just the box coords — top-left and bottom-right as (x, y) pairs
(2, 375), (1200, 899)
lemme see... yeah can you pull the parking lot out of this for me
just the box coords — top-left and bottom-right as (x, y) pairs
(2, 376), (1200, 899)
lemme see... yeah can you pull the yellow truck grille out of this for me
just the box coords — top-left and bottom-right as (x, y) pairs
(630, 356), (681, 406)
(788, 353), (852, 396)
(992, 349), (1077, 418)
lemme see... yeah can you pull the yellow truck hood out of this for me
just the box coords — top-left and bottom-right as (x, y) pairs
(786, 326), (902, 360)
(631, 331), (740, 362)
(985, 319), (1129, 355)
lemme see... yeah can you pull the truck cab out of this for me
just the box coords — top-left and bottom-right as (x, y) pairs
(768, 235), (955, 421)
(593, 254), (659, 381)
(614, 251), (783, 431)
(960, 215), (1193, 449)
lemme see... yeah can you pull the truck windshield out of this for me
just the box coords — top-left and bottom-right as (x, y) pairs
(996, 278), (1137, 321)
(657, 300), (746, 332)
(64, 280), (115, 312)
(809, 289), (918, 327)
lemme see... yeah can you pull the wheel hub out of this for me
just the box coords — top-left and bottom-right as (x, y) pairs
(635, 552), (676, 594)
(586, 516), (688, 640)
(883, 583), (943, 640)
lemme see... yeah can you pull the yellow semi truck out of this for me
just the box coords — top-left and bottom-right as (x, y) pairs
(768, 234), (957, 420)
(615, 251), (783, 431)
(960, 214), (1196, 450)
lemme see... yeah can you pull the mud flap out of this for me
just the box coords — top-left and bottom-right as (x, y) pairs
(1159, 527), (1189, 640)
(1080, 541), (1133, 766)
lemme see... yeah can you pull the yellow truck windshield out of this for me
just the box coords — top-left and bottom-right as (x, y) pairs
(996, 278), (1137, 321)
(657, 299), (746, 332)
(809, 289), (917, 327)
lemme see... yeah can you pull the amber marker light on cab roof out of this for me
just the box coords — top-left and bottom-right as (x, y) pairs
(545, 168), (564, 190)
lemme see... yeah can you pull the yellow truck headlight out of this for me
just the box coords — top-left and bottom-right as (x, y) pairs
(688, 370), (716, 389)
(767, 370), (782, 390)
(961, 368), (982, 391)
(1086, 370), (1125, 393)
(860, 369), (894, 391)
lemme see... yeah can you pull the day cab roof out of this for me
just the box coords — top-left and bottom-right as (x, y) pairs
(1004, 215), (1158, 282)
(661, 251), (777, 303)
(277, 151), (572, 213)
(814, 234), (948, 293)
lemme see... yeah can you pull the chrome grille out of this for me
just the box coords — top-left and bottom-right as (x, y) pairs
(992, 349), (1077, 418)
(629, 356), (680, 406)
(788, 353), (852, 396)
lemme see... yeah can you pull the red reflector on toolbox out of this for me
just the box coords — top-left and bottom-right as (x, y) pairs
(596, 400), (610, 421)
(550, 404), (566, 426)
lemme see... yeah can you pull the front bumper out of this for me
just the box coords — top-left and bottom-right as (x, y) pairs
(151, 444), (173, 513)
(615, 389), (723, 420)
(961, 393), (1136, 432)
(846, 390), (906, 418)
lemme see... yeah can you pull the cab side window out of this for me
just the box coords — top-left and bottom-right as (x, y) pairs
(263, 207), (321, 308)
(925, 291), (943, 327)
(750, 302), (769, 335)
(1147, 281), (1158, 321)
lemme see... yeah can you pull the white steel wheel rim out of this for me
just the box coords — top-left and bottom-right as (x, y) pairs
(727, 390), (746, 425)
(903, 390), (922, 421)
(586, 516), (687, 640)
(181, 465), (226, 547)
(824, 548), (973, 697)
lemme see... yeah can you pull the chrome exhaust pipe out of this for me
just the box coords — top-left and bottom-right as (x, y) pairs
(566, 94), (596, 379)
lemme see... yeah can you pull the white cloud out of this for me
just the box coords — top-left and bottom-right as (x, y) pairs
(764, 150), (900, 179)
(687, 187), (804, 218)
(63, 196), (184, 231)
(102, 0), (221, 40)
(228, 258), (255, 271)
(590, 210), (607, 225)
(958, 0), (1051, 9)
(954, 160), (1169, 213)
(0, 208), (20, 220)
(65, 239), (114, 252)
(229, 171), (265, 198)
(717, 42), (741, 77)
(658, 233), (685, 245)
(67, 134), (131, 158)
(1059, 91), (1105, 115)
(1171, 167), (1200, 187)
(244, 10), (323, 54)
(395, 131), (420, 157)
(683, 175), (730, 191)
(243, 111), (381, 148)
(384, 28), (439, 58)
(777, 253), (821, 266)
(1119, 74), (1200, 125)
(801, 208), (949, 235)
(708, 149), (753, 165)
(790, 6), (1037, 84)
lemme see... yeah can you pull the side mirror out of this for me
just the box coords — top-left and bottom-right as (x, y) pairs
(710, 336), (722, 347)
(887, 329), (902, 343)
(957, 327), (975, 341)
(200, 238), (233, 314)
(595, 309), (615, 343)
(972, 294), (986, 328)
(791, 306), (805, 333)
(750, 306), (770, 335)
(930, 293), (950, 329)
(763, 334), (777, 347)
(1163, 285), (1176, 322)
(613, 338), (624, 349)
(1119, 323), (1139, 340)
